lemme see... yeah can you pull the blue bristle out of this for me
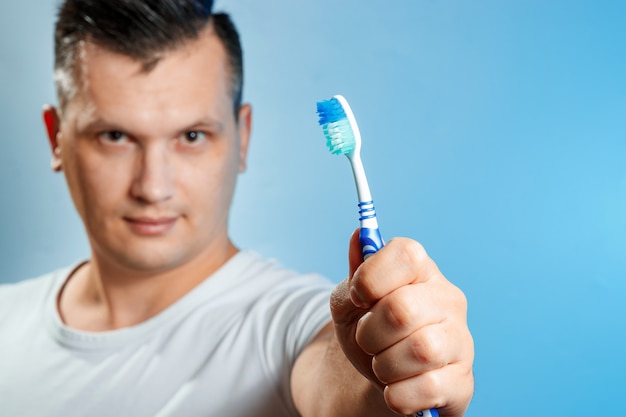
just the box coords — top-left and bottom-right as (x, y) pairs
(316, 98), (347, 125)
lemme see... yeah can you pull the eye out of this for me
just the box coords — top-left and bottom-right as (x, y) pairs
(98, 131), (129, 144)
(180, 130), (207, 146)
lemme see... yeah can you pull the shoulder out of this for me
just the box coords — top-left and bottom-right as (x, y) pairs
(0, 272), (54, 299)
(215, 249), (334, 328)
(235, 249), (333, 286)
(234, 250), (335, 338)
(228, 250), (334, 301)
(0, 265), (76, 315)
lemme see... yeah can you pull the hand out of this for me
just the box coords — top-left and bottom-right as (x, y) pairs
(330, 229), (474, 416)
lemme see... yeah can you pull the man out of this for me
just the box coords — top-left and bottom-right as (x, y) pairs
(0, 1), (474, 416)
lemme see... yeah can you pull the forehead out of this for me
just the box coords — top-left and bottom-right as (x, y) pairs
(66, 27), (232, 130)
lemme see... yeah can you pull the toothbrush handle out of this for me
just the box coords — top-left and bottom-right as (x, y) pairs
(358, 200), (384, 259)
(359, 227), (384, 259)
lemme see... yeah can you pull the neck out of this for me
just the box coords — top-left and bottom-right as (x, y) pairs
(58, 240), (238, 331)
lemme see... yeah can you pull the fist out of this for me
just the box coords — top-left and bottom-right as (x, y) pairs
(330, 230), (474, 416)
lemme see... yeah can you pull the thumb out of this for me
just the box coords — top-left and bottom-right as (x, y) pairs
(330, 228), (365, 325)
(329, 228), (386, 391)
(348, 228), (363, 278)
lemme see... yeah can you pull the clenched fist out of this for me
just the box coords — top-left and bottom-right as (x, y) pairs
(330, 230), (474, 416)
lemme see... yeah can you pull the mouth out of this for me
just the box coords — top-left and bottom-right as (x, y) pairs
(123, 216), (178, 236)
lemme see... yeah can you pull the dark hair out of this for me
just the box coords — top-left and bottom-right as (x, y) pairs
(53, 0), (243, 115)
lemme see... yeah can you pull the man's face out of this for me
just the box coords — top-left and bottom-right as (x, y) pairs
(45, 28), (251, 274)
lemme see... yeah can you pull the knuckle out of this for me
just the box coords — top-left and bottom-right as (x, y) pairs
(438, 279), (468, 317)
(451, 284), (468, 311)
(394, 238), (428, 267)
(449, 285), (469, 322)
(461, 365), (476, 403)
(409, 328), (445, 367)
(384, 290), (416, 331)
(420, 371), (446, 407)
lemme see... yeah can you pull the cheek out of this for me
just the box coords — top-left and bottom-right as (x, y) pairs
(180, 147), (240, 213)
(214, 146), (241, 200)
(65, 151), (131, 216)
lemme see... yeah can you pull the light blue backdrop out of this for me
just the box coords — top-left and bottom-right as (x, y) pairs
(1, 1), (625, 415)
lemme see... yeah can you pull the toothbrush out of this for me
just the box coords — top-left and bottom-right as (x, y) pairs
(316, 95), (439, 417)
(315, 95), (383, 260)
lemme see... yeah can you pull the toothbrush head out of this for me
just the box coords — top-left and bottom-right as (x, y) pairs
(316, 95), (362, 156)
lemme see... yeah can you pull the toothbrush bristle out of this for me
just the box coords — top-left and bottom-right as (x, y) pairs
(316, 98), (346, 124)
(316, 98), (356, 155)
(322, 120), (356, 155)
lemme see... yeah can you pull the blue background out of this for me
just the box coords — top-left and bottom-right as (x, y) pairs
(1, 0), (625, 415)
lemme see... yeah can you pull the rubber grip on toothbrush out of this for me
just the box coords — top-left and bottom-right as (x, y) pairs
(359, 227), (384, 260)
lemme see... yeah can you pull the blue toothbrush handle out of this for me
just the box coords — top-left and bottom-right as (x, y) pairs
(359, 227), (384, 259)
(358, 199), (384, 259)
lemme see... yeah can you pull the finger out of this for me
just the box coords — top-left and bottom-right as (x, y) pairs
(371, 321), (471, 384)
(331, 228), (369, 324)
(329, 278), (383, 388)
(355, 282), (451, 355)
(382, 362), (474, 417)
(348, 227), (362, 278)
(330, 278), (368, 327)
(350, 238), (440, 309)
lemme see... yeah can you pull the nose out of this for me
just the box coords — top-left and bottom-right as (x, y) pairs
(130, 142), (174, 204)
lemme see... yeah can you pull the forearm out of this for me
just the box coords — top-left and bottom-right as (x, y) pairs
(291, 326), (396, 417)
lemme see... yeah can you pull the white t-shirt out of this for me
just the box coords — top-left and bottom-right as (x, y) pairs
(0, 250), (334, 417)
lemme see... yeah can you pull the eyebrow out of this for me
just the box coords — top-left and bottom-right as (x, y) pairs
(183, 118), (225, 134)
(74, 116), (121, 134)
(74, 115), (226, 136)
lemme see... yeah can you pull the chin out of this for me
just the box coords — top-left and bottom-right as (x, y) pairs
(107, 242), (196, 274)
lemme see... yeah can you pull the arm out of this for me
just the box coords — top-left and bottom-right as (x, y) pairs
(291, 230), (474, 417)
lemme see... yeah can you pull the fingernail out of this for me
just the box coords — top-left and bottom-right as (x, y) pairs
(357, 311), (372, 329)
(350, 286), (366, 309)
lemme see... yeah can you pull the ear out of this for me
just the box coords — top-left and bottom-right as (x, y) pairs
(237, 103), (252, 173)
(43, 105), (63, 172)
